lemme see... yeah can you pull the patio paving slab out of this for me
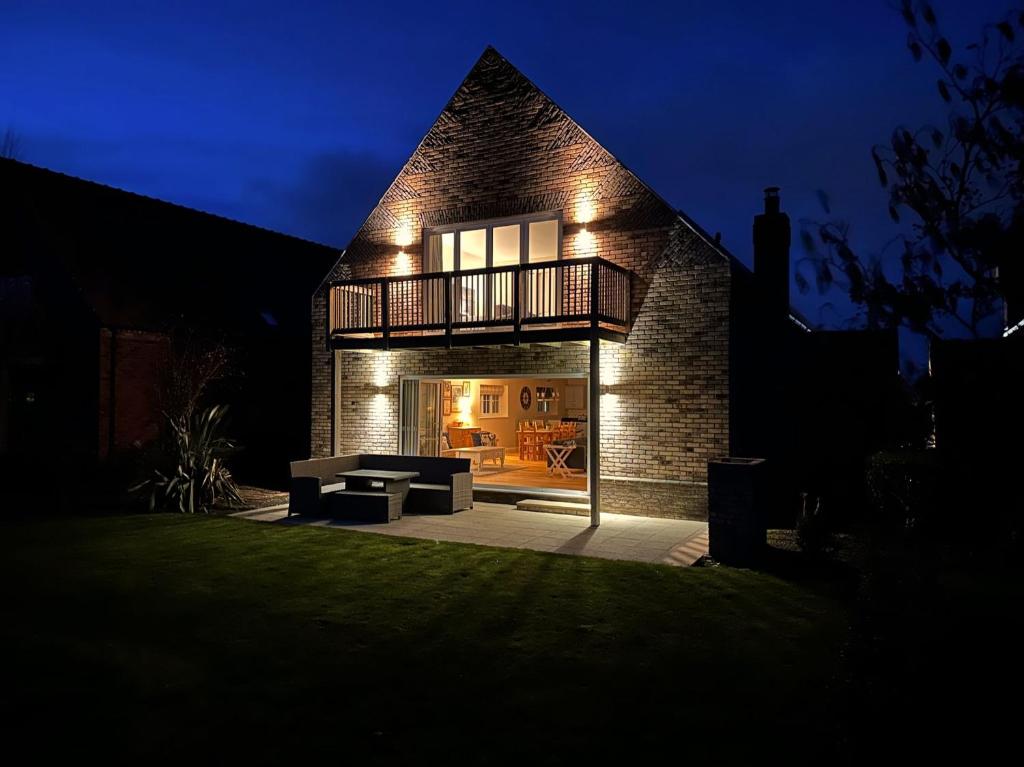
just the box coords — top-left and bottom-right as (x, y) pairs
(233, 502), (709, 567)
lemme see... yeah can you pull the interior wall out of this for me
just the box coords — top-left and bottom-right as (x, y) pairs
(437, 376), (585, 453)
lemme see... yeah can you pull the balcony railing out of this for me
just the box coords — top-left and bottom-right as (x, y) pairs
(327, 256), (631, 349)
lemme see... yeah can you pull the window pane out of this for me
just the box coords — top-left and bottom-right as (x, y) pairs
(457, 229), (486, 323)
(492, 225), (520, 266)
(442, 232), (455, 272)
(460, 229), (486, 270)
(528, 220), (558, 262)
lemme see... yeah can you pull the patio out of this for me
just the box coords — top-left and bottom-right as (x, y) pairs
(233, 502), (709, 566)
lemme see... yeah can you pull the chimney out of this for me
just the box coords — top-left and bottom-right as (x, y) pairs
(753, 186), (791, 321)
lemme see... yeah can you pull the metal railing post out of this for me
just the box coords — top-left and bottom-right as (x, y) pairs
(513, 265), (521, 346)
(444, 274), (452, 348)
(381, 280), (390, 351)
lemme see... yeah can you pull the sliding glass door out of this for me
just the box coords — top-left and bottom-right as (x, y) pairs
(424, 214), (562, 324)
(400, 379), (442, 456)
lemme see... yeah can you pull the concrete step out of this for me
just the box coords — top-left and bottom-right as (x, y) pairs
(515, 498), (592, 516)
(474, 485), (588, 506)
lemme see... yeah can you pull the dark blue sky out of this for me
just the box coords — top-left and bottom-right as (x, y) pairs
(0, 0), (1012, 333)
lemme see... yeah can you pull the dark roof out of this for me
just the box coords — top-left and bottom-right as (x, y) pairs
(1, 158), (339, 334)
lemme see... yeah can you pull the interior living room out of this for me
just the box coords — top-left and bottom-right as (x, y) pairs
(398, 375), (588, 494)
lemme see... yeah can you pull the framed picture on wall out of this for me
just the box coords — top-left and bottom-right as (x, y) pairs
(452, 384), (463, 399)
(443, 380), (452, 397)
(442, 397), (452, 416)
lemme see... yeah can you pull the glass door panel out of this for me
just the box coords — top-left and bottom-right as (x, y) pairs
(417, 381), (441, 456)
(401, 380), (441, 456)
(400, 379), (419, 455)
(456, 228), (486, 324)
(491, 224), (519, 321)
(526, 219), (559, 319)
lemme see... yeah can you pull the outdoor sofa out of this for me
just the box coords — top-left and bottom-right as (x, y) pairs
(288, 453), (473, 518)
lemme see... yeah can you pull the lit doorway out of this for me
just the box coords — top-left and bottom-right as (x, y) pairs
(399, 374), (588, 493)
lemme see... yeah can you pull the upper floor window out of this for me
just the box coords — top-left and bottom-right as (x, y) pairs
(424, 213), (561, 273)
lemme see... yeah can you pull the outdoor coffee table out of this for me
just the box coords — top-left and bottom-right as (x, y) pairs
(335, 469), (420, 504)
(452, 446), (506, 473)
(544, 443), (577, 479)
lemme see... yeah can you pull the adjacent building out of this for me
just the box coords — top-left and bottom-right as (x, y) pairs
(1, 158), (338, 486)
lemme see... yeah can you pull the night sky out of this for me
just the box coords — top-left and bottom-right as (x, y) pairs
(0, 0), (1012, 341)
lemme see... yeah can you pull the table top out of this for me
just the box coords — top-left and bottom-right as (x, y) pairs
(454, 446), (506, 454)
(544, 442), (576, 453)
(336, 469), (420, 480)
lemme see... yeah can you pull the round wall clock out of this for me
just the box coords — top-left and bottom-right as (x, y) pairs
(519, 386), (532, 410)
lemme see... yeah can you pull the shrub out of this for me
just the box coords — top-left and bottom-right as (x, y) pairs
(132, 404), (243, 513)
(864, 450), (941, 535)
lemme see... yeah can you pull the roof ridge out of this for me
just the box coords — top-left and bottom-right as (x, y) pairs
(0, 157), (339, 250)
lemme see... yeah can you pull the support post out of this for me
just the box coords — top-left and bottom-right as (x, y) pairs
(588, 336), (601, 527)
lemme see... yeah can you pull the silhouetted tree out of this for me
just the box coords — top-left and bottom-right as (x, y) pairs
(158, 330), (233, 423)
(799, 2), (1024, 339)
(1, 127), (21, 160)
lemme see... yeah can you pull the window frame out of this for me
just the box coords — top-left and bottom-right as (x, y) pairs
(422, 211), (563, 274)
(478, 384), (508, 419)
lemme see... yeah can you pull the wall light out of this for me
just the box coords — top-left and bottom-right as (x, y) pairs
(395, 250), (413, 276)
(395, 221), (414, 248)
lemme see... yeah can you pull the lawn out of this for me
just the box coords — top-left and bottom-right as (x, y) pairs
(0, 514), (849, 764)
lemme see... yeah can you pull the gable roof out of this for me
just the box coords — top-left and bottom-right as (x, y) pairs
(1, 158), (339, 334)
(322, 46), (736, 288)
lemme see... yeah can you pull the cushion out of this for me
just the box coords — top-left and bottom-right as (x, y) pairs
(441, 432), (452, 450)
(471, 432), (484, 446)
(411, 482), (450, 492)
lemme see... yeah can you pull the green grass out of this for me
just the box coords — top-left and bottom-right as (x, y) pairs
(0, 514), (849, 764)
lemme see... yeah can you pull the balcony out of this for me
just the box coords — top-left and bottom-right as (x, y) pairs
(327, 256), (632, 350)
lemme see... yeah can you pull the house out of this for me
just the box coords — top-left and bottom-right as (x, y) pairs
(0, 158), (338, 487)
(311, 47), (899, 524)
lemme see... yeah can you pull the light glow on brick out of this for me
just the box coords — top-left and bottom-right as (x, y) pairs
(599, 344), (621, 386)
(373, 354), (390, 388)
(370, 392), (389, 419)
(395, 250), (413, 275)
(575, 228), (597, 257)
(576, 194), (595, 224)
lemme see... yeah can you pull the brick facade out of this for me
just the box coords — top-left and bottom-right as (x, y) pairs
(311, 47), (734, 519)
(98, 328), (170, 458)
